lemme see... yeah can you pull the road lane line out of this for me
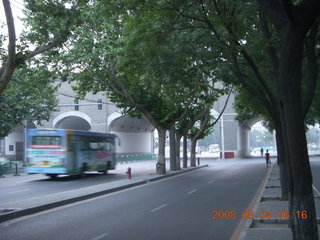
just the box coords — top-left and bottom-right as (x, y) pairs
(187, 189), (198, 195)
(8, 189), (29, 194)
(150, 204), (168, 213)
(91, 233), (109, 240)
(208, 180), (215, 184)
(15, 180), (31, 184)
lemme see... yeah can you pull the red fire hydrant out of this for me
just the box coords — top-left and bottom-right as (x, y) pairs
(126, 167), (132, 179)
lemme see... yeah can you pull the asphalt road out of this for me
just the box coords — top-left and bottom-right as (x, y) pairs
(0, 159), (267, 240)
(310, 157), (320, 193)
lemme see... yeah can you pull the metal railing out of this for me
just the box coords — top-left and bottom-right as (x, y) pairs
(116, 153), (156, 164)
(0, 160), (24, 177)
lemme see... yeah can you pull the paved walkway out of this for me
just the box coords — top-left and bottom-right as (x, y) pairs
(241, 163), (320, 240)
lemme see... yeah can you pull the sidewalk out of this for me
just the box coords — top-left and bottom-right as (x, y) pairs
(0, 160), (208, 223)
(240, 163), (320, 240)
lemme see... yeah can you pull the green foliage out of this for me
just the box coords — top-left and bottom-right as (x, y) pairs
(22, 0), (81, 45)
(48, 0), (224, 130)
(234, 86), (273, 128)
(0, 66), (57, 138)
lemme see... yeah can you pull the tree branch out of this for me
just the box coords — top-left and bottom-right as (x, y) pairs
(230, 52), (274, 116)
(192, 113), (210, 141)
(167, 89), (198, 127)
(105, 61), (164, 129)
(211, 0), (276, 114)
(0, 0), (82, 94)
(259, 11), (280, 82)
(0, 0), (17, 93)
(209, 85), (233, 128)
(26, 38), (64, 59)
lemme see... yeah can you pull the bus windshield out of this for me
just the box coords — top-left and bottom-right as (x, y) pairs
(32, 136), (62, 147)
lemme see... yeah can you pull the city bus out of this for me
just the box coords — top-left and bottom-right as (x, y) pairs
(26, 129), (116, 179)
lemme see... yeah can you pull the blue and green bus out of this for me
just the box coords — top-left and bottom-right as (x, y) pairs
(27, 129), (116, 179)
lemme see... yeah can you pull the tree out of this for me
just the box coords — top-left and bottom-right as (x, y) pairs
(0, 0), (82, 94)
(188, 86), (232, 166)
(175, 80), (226, 169)
(175, 106), (211, 169)
(48, 1), (210, 174)
(167, 1), (320, 238)
(0, 66), (57, 138)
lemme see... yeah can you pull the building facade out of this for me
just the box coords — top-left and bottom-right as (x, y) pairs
(2, 82), (257, 161)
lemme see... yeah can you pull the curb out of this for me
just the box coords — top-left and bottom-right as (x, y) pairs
(0, 164), (208, 223)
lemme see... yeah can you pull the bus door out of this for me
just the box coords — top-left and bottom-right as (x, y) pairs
(67, 135), (80, 173)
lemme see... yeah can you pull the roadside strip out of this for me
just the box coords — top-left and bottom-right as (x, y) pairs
(229, 162), (275, 240)
(0, 165), (208, 223)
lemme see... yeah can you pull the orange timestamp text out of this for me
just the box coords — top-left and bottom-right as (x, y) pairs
(211, 210), (308, 220)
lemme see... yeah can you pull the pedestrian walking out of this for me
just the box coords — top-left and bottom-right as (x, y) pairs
(265, 150), (270, 167)
(260, 147), (264, 156)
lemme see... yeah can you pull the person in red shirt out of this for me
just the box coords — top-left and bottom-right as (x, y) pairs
(265, 150), (270, 167)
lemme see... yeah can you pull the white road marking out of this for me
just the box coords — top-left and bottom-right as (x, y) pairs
(187, 189), (198, 195)
(14, 180), (31, 184)
(8, 189), (29, 194)
(208, 180), (215, 184)
(150, 204), (168, 213)
(91, 233), (109, 240)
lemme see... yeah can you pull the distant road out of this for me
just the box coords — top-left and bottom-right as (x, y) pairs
(310, 157), (320, 195)
(0, 159), (267, 240)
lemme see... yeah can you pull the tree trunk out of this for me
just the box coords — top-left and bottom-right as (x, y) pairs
(175, 133), (182, 170)
(190, 139), (196, 167)
(281, 106), (317, 240)
(169, 125), (176, 171)
(183, 135), (188, 168)
(156, 128), (166, 174)
(277, 29), (318, 240)
(274, 120), (289, 200)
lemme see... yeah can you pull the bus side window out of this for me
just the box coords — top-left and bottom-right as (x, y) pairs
(99, 142), (107, 151)
(67, 135), (75, 150)
(106, 142), (110, 151)
(80, 137), (90, 151)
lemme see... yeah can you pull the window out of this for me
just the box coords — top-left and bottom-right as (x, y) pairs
(79, 137), (111, 151)
(74, 100), (79, 111)
(32, 136), (62, 145)
(80, 137), (90, 151)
